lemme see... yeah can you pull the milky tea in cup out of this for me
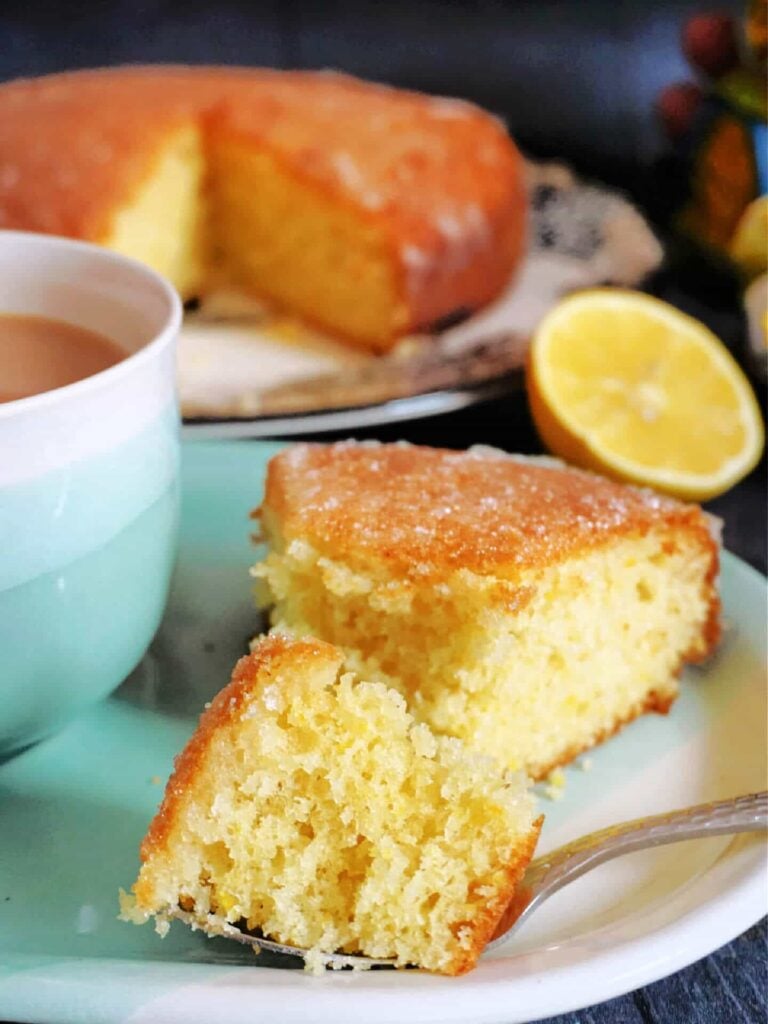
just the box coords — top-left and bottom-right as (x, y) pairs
(0, 231), (181, 758)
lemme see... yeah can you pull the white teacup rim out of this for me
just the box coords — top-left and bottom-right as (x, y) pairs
(0, 230), (182, 419)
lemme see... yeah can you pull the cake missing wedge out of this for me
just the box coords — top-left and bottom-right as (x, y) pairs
(123, 634), (541, 975)
(253, 442), (721, 780)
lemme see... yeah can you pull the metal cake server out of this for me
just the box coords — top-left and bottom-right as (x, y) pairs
(177, 790), (767, 969)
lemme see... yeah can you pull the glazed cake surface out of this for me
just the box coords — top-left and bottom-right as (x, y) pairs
(254, 442), (721, 779)
(0, 66), (527, 348)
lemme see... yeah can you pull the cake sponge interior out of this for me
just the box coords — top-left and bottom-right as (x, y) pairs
(104, 122), (407, 348)
(127, 634), (540, 975)
(208, 135), (407, 349)
(256, 528), (717, 779)
(105, 124), (208, 299)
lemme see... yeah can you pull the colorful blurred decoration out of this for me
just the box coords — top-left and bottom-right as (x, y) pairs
(744, 271), (768, 375)
(730, 194), (768, 276)
(656, 3), (767, 279)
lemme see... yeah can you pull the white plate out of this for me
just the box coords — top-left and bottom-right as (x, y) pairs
(0, 441), (764, 1024)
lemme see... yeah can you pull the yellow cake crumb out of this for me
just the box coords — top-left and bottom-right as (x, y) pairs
(253, 442), (721, 780)
(125, 635), (541, 976)
(543, 768), (567, 802)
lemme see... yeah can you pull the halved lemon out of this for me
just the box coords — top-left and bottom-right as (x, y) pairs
(527, 289), (765, 500)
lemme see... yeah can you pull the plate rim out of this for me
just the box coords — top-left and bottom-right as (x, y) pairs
(181, 374), (520, 440)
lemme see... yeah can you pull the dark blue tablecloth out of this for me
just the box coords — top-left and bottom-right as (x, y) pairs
(548, 920), (767, 1024)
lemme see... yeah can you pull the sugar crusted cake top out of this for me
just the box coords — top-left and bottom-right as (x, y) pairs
(259, 441), (715, 580)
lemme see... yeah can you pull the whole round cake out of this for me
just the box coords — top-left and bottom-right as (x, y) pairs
(0, 66), (528, 350)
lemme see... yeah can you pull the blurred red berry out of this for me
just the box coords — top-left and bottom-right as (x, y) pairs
(683, 13), (739, 78)
(656, 81), (704, 139)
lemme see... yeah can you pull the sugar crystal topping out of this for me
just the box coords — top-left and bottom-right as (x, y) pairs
(266, 442), (701, 580)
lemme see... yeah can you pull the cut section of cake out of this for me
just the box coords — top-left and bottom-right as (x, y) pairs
(124, 634), (541, 975)
(253, 442), (721, 780)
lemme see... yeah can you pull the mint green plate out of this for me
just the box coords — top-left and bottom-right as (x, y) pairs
(1, 441), (766, 1024)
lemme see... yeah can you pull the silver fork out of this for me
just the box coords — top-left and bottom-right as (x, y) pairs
(177, 791), (767, 969)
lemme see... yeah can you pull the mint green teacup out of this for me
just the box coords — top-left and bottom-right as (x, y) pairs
(0, 231), (182, 758)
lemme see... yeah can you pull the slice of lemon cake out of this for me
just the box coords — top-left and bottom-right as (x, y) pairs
(253, 442), (721, 780)
(125, 634), (540, 975)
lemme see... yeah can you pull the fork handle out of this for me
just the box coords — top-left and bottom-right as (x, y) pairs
(522, 790), (768, 912)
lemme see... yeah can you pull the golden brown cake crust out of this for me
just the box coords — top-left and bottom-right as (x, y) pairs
(447, 815), (543, 975)
(0, 66), (526, 340)
(259, 442), (722, 591)
(138, 634), (343, 872)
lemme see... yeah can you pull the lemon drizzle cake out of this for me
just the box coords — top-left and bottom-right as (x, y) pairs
(124, 635), (540, 975)
(253, 442), (721, 780)
(0, 66), (527, 351)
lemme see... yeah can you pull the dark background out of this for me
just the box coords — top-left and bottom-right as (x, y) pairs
(1, 2), (765, 1022)
(0, 0), (746, 182)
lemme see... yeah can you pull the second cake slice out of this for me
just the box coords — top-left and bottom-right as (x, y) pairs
(253, 442), (721, 780)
